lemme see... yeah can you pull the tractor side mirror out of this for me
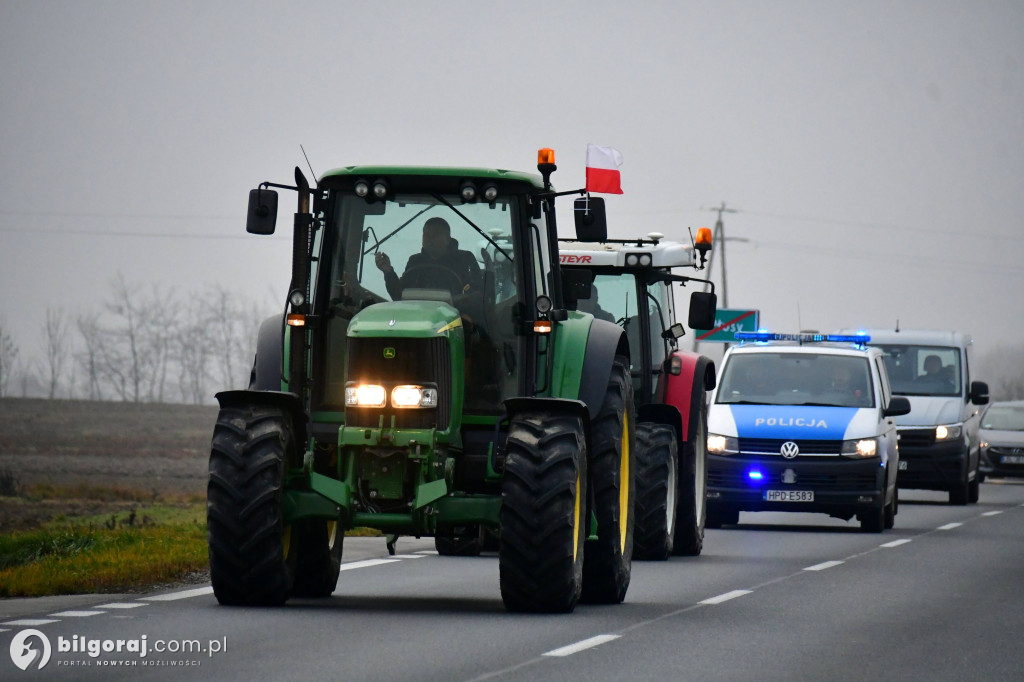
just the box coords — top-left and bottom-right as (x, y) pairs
(687, 291), (717, 330)
(561, 268), (594, 306)
(246, 189), (279, 235)
(574, 197), (607, 242)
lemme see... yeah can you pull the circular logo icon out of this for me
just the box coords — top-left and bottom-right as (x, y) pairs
(10, 629), (51, 671)
(780, 441), (800, 459)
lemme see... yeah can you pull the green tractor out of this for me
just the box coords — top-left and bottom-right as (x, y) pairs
(207, 149), (641, 612)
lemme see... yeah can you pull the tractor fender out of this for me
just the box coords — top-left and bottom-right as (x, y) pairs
(215, 389), (308, 449)
(663, 351), (716, 445)
(503, 396), (592, 453)
(577, 318), (630, 422)
(250, 314), (285, 391)
(637, 403), (684, 446)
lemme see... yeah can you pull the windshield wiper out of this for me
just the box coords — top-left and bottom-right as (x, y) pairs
(432, 193), (514, 262)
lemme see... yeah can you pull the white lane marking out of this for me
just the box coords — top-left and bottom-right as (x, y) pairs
(543, 634), (621, 657)
(416, 550), (439, 555)
(49, 610), (104, 617)
(94, 603), (147, 609)
(2, 618), (60, 626)
(881, 539), (912, 548)
(981, 511), (1003, 517)
(390, 554), (426, 559)
(804, 560), (844, 572)
(937, 522), (963, 531)
(141, 586), (214, 601)
(0, 628), (9, 633)
(338, 559), (401, 572)
(699, 589), (752, 605)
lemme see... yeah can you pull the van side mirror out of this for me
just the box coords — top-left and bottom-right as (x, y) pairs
(687, 291), (717, 330)
(574, 197), (607, 242)
(884, 396), (911, 417)
(970, 381), (989, 405)
(246, 189), (279, 235)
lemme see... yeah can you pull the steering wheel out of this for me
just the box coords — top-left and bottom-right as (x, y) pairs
(403, 264), (465, 293)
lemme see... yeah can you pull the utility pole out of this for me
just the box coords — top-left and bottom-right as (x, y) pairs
(693, 202), (747, 354)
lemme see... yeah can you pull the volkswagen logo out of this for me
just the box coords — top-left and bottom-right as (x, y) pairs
(780, 441), (800, 459)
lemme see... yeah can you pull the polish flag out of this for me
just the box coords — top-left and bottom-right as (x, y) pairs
(585, 144), (623, 194)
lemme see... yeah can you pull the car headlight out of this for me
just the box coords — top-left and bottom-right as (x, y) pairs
(345, 384), (387, 408)
(841, 437), (878, 458)
(391, 385), (438, 408)
(935, 424), (963, 441)
(708, 433), (739, 456)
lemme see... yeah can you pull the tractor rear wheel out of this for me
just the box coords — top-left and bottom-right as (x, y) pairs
(207, 405), (297, 606)
(291, 520), (343, 597)
(499, 412), (588, 613)
(581, 356), (635, 604)
(632, 423), (677, 560)
(674, 398), (708, 555)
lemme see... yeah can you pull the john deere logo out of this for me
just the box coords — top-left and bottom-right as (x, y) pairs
(383, 347), (396, 359)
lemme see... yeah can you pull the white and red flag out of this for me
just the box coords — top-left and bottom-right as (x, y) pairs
(585, 144), (623, 194)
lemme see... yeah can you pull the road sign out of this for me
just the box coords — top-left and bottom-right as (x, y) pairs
(694, 308), (760, 342)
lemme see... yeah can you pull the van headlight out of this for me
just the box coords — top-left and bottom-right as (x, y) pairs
(841, 437), (878, 458)
(935, 424), (962, 441)
(708, 434), (739, 456)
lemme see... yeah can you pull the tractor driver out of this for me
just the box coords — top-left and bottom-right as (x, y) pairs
(374, 217), (483, 300)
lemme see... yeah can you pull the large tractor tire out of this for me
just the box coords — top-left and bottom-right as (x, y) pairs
(581, 356), (635, 604)
(499, 412), (588, 613)
(291, 520), (343, 598)
(207, 405), (297, 606)
(674, 397), (708, 555)
(632, 423), (678, 561)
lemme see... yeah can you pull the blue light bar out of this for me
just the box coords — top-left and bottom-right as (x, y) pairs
(734, 332), (871, 344)
(747, 469), (764, 481)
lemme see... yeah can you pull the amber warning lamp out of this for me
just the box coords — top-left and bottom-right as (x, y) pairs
(694, 226), (712, 269)
(537, 148), (557, 189)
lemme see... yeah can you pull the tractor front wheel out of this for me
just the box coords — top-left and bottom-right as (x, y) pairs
(499, 412), (588, 613)
(207, 405), (297, 606)
(632, 423), (677, 561)
(291, 520), (343, 598)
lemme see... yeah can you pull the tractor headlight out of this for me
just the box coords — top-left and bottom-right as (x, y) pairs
(391, 385), (438, 408)
(708, 433), (739, 456)
(935, 424), (962, 441)
(345, 384), (387, 408)
(841, 437), (878, 458)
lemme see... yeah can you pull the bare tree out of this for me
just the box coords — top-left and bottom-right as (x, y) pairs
(208, 284), (263, 391)
(39, 307), (70, 399)
(977, 344), (1024, 401)
(76, 312), (103, 400)
(175, 293), (213, 404)
(0, 321), (18, 398)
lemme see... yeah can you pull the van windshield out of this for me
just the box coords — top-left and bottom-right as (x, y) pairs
(876, 344), (960, 397)
(716, 353), (874, 408)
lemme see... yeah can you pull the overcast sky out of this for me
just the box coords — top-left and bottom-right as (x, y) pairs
(2, 1), (1022, 373)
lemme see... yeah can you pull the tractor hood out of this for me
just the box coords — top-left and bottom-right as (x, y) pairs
(891, 395), (964, 427)
(347, 300), (463, 339)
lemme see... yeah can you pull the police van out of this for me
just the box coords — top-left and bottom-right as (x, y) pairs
(843, 328), (990, 505)
(706, 333), (911, 532)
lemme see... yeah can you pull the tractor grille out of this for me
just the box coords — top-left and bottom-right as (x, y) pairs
(345, 336), (451, 430)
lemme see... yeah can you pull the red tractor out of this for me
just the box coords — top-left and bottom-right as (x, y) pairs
(559, 231), (716, 558)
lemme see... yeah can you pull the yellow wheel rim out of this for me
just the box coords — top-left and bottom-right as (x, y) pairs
(573, 469), (582, 561)
(619, 412), (630, 554)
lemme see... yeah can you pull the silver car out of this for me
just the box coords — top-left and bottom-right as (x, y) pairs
(979, 400), (1024, 481)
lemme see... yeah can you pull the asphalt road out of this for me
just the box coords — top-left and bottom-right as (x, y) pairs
(4, 481), (1023, 681)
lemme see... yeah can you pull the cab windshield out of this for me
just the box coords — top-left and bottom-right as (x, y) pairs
(717, 352), (875, 408)
(876, 344), (961, 397)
